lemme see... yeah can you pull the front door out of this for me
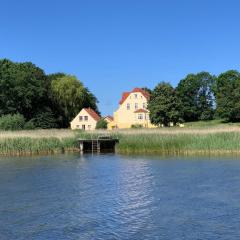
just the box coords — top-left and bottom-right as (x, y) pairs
(82, 125), (86, 130)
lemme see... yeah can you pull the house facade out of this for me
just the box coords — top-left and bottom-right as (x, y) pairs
(70, 108), (100, 130)
(108, 88), (156, 129)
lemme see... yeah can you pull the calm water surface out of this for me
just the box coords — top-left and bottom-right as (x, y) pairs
(0, 153), (240, 240)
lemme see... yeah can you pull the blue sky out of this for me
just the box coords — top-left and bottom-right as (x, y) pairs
(1, 0), (240, 115)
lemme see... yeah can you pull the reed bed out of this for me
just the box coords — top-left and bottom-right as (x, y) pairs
(1, 125), (240, 156)
(0, 137), (78, 156)
(76, 129), (240, 156)
(0, 129), (75, 139)
(115, 132), (240, 155)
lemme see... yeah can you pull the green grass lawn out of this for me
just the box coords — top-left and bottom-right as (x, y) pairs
(184, 119), (240, 128)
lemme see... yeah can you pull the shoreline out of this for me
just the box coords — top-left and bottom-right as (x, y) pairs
(0, 128), (240, 157)
(2, 149), (240, 158)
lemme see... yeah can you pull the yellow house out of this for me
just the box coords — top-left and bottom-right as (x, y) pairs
(70, 108), (100, 130)
(108, 88), (156, 129)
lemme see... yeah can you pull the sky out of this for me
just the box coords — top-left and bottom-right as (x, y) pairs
(1, 0), (240, 115)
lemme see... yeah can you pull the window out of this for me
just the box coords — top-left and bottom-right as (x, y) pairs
(88, 125), (91, 130)
(84, 116), (88, 121)
(138, 114), (143, 120)
(134, 94), (138, 99)
(143, 103), (147, 109)
(76, 125), (80, 128)
(135, 103), (138, 110)
(79, 116), (83, 121)
(127, 103), (130, 110)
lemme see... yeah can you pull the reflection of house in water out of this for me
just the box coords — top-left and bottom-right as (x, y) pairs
(113, 158), (155, 231)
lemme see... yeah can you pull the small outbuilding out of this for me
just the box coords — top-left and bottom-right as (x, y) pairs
(70, 108), (100, 130)
(104, 116), (114, 123)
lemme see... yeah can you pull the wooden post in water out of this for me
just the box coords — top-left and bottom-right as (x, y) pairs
(80, 141), (83, 154)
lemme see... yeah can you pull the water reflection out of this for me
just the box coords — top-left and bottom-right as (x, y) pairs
(1, 154), (240, 239)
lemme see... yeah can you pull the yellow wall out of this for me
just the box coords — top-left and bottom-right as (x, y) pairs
(70, 109), (97, 130)
(109, 91), (156, 129)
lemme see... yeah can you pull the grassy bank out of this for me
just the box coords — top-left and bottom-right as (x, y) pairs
(75, 125), (240, 156)
(0, 130), (78, 156)
(0, 137), (78, 156)
(115, 132), (240, 155)
(1, 123), (240, 156)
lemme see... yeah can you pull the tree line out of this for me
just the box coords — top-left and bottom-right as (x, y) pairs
(0, 59), (99, 129)
(1, 58), (239, 130)
(148, 70), (240, 126)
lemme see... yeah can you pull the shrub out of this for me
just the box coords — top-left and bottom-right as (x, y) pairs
(24, 120), (36, 130)
(96, 118), (108, 129)
(31, 111), (58, 129)
(0, 114), (26, 130)
(131, 124), (143, 129)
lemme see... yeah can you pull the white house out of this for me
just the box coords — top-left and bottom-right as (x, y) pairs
(70, 108), (100, 130)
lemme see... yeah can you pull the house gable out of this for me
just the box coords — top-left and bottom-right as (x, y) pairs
(70, 108), (100, 130)
(119, 88), (150, 105)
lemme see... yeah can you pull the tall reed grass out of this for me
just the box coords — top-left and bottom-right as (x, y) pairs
(76, 129), (240, 156)
(1, 126), (240, 156)
(116, 132), (240, 155)
(0, 137), (78, 156)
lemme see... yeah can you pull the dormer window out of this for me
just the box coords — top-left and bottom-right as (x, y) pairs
(134, 94), (137, 99)
(127, 103), (130, 110)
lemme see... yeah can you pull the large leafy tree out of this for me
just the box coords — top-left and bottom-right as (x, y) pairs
(176, 72), (215, 121)
(0, 59), (49, 120)
(215, 70), (240, 122)
(50, 75), (99, 127)
(148, 82), (182, 126)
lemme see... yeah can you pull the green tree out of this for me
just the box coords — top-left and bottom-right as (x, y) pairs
(148, 82), (182, 126)
(176, 72), (215, 121)
(30, 109), (58, 129)
(215, 70), (240, 121)
(141, 87), (152, 95)
(50, 75), (99, 127)
(0, 114), (26, 130)
(0, 59), (49, 120)
(96, 118), (108, 129)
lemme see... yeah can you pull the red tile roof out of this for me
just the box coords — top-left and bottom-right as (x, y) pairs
(104, 116), (114, 121)
(119, 88), (150, 105)
(84, 108), (101, 121)
(134, 108), (148, 113)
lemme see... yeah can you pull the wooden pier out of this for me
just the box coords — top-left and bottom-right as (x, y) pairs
(78, 136), (119, 154)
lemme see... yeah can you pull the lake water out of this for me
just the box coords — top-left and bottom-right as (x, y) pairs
(1, 153), (240, 240)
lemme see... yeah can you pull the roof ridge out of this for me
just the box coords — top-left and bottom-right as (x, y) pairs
(119, 87), (150, 105)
